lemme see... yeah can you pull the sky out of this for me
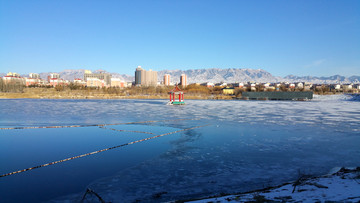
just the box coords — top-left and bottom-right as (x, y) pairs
(0, 0), (359, 77)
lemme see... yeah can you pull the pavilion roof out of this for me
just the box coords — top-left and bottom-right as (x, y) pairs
(169, 85), (183, 93)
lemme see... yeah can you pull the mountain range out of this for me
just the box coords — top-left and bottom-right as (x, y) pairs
(1, 68), (359, 84)
(158, 69), (282, 84)
(158, 69), (360, 84)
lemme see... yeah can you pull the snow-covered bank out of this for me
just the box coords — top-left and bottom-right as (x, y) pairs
(187, 167), (360, 202)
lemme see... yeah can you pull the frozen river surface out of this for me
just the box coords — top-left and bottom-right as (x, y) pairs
(0, 95), (359, 202)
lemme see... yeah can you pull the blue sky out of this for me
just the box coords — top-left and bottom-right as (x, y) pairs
(0, 0), (359, 77)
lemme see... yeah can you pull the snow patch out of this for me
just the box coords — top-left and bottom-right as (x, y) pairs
(187, 167), (360, 203)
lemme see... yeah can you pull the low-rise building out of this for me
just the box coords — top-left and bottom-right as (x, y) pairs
(250, 83), (256, 91)
(26, 73), (43, 86)
(216, 82), (227, 87)
(343, 84), (353, 90)
(3, 72), (26, 85)
(297, 82), (304, 89)
(74, 78), (86, 86)
(86, 78), (104, 87)
(25, 78), (42, 86)
(84, 70), (111, 86)
(201, 82), (214, 88)
(233, 82), (245, 88)
(264, 83), (270, 88)
(222, 87), (235, 95)
(111, 78), (126, 87)
(49, 78), (65, 87)
(264, 83), (275, 91)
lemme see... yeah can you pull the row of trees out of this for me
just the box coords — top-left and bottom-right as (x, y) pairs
(49, 83), (175, 96)
(5, 81), (346, 97)
(0, 81), (316, 96)
(29, 83), (226, 96)
(0, 78), (25, 93)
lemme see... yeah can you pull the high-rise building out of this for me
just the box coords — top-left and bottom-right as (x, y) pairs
(26, 73), (41, 86)
(29, 73), (40, 79)
(6, 72), (20, 77)
(50, 73), (60, 79)
(3, 72), (25, 85)
(164, 74), (171, 86)
(48, 73), (60, 83)
(180, 74), (187, 87)
(135, 66), (144, 85)
(84, 70), (111, 86)
(134, 66), (158, 86)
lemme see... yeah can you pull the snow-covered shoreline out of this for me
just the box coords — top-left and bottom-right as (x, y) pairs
(186, 167), (360, 202)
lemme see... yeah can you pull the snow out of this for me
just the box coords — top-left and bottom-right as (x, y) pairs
(312, 94), (353, 101)
(188, 168), (360, 202)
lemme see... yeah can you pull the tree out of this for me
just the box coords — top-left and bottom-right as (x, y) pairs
(0, 78), (25, 93)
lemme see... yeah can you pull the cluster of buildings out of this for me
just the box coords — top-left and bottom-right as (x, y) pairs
(208, 82), (360, 95)
(163, 73), (187, 87)
(82, 70), (130, 88)
(134, 66), (187, 87)
(1, 71), (130, 88)
(2, 67), (359, 94)
(2, 72), (74, 87)
(2, 72), (48, 86)
(1, 66), (187, 88)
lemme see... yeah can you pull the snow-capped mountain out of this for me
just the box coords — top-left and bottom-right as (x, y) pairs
(283, 75), (360, 84)
(158, 68), (282, 84)
(38, 69), (86, 81)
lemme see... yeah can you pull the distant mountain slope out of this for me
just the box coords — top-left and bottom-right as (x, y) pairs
(283, 75), (358, 84)
(158, 68), (281, 84)
(38, 69), (86, 81)
(110, 73), (134, 82)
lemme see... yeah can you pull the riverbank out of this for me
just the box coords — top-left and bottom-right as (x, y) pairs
(186, 167), (360, 202)
(0, 87), (352, 100)
(0, 88), (233, 100)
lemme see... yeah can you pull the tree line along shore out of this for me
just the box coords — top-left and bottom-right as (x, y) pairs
(1, 81), (357, 100)
(0, 84), (228, 100)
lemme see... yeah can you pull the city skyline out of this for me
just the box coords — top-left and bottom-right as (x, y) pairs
(1, 0), (359, 77)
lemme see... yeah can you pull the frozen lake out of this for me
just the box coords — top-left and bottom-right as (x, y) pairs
(0, 95), (359, 202)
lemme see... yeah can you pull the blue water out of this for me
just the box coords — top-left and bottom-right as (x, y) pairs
(0, 96), (359, 202)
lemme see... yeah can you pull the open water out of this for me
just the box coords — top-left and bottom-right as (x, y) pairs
(0, 95), (359, 202)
